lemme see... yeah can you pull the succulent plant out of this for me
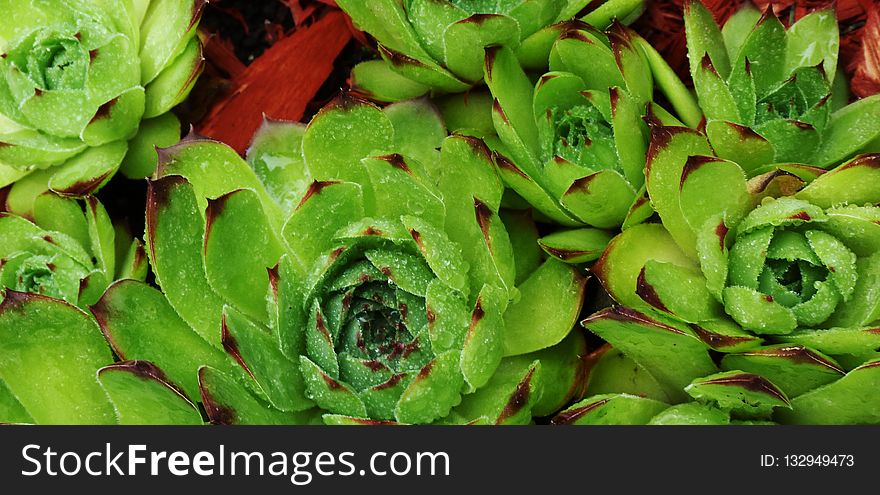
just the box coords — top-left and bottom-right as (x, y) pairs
(558, 307), (880, 425)
(338, 0), (649, 102)
(479, 20), (700, 267)
(682, 1), (880, 171)
(0, 193), (146, 307)
(565, 118), (880, 423)
(82, 95), (589, 425)
(0, 0), (205, 213)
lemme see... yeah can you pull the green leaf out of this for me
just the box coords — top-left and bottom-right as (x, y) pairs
(585, 345), (669, 402)
(552, 393), (668, 425)
(143, 36), (203, 118)
(815, 95), (880, 166)
(581, 0), (646, 29)
(362, 154), (444, 227)
(507, 329), (587, 416)
(638, 260), (723, 323)
(635, 36), (703, 128)
(84, 197), (115, 282)
(404, 0), (468, 62)
(593, 222), (695, 310)
(685, 370), (790, 417)
(350, 60), (429, 103)
(720, 3), (761, 62)
(282, 181), (364, 273)
(778, 325), (880, 365)
(98, 361), (203, 425)
(302, 95), (394, 192)
(805, 230), (858, 303)
(245, 119), (310, 216)
(155, 139), (282, 225)
(721, 345), (844, 398)
(684, 0), (731, 80)
(692, 54), (740, 122)
(679, 156), (750, 232)
(32, 193), (90, 250)
(797, 154), (880, 208)
(706, 120), (776, 174)
(378, 45), (471, 93)
(445, 14), (521, 83)
(384, 99), (446, 171)
(0, 378), (33, 424)
(485, 46), (541, 162)
(610, 87), (649, 188)
(460, 285), (505, 390)
(784, 8), (838, 80)
(394, 350), (464, 424)
(607, 24), (653, 103)
(145, 176), (225, 345)
(199, 366), (320, 425)
(733, 10), (786, 98)
(139, 0), (203, 84)
(551, 28), (625, 94)
(337, 0), (438, 62)
(300, 356), (368, 418)
(722, 286), (798, 335)
(204, 189), (283, 324)
(560, 169), (635, 229)
(81, 87), (145, 146)
(502, 259), (586, 356)
(0, 292), (114, 424)
(500, 209), (543, 284)
(91, 280), (235, 400)
(453, 360), (541, 425)
(649, 402), (730, 425)
(48, 141), (127, 197)
(754, 119), (820, 164)
(776, 360), (880, 424)
(435, 91), (495, 137)
(222, 306), (313, 412)
(645, 126), (713, 258)
(582, 307), (717, 402)
(538, 227), (613, 264)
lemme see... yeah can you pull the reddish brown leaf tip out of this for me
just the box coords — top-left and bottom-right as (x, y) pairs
(736, 346), (845, 375)
(474, 197), (493, 249)
(635, 266), (670, 313)
(296, 180), (341, 210)
(699, 373), (790, 406)
(680, 155), (724, 189)
(198, 368), (237, 425)
(376, 153), (412, 173)
(689, 324), (754, 350)
(221, 314), (256, 380)
(52, 170), (113, 198)
(89, 97), (119, 124)
(496, 366), (535, 424)
(581, 306), (686, 336)
(551, 398), (609, 425)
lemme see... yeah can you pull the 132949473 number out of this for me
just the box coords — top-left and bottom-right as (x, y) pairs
(783, 454), (855, 467)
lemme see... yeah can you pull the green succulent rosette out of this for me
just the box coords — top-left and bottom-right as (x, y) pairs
(682, 1), (880, 171)
(0, 0), (205, 212)
(571, 119), (880, 424)
(478, 20), (700, 266)
(82, 95), (588, 425)
(0, 192), (147, 307)
(337, 0), (649, 102)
